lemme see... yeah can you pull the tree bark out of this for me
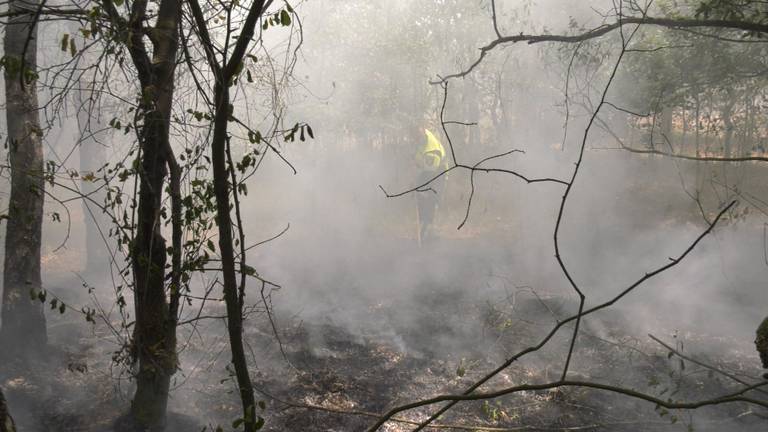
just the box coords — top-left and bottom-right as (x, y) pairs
(121, 0), (182, 429)
(76, 90), (108, 274)
(211, 83), (259, 432)
(756, 316), (768, 378)
(186, 0), (267, 428)
(0, 0), (47, 354)
(661, 105), (673, 146)
(722, 96), (734, 159)
(695, 94), (701, 157)
(0, 388), (15, 432)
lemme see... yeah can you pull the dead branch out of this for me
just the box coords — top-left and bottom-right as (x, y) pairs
(648, 334), (768, 395)
(433, 16), (768, 83)
(370, 379), (768, 431)
(367, 199), (737, 431)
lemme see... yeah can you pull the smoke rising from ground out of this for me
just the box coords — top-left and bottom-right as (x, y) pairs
(1, 0), (767, 430)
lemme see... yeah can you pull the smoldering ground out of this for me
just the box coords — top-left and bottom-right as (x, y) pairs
(2, 0), (768, 431)
(11, 117), (767, 430)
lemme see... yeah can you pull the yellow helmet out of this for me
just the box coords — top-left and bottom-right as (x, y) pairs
(422, 129), (446, 159)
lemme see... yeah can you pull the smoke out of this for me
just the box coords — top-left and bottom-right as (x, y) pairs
(1, 0), (767, 430)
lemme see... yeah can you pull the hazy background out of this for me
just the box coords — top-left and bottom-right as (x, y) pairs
(1, 0), (766, 430)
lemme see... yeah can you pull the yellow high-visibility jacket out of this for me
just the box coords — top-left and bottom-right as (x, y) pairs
(420, 129), (447, 170)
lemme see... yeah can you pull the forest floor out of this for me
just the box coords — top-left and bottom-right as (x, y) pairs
(4, 155), (768, 431)
(236, 292), (767, 432)
(2, 283), (766, 432)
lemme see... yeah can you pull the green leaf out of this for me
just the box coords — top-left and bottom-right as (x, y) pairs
(232, 418), (244, 429)
(243, 265), (257, 276)
(280, 9), (291, 26)
(60, 33), (70, 52)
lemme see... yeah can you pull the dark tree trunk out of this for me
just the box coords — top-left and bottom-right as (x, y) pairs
(189, 1), (268, 428)
(756, 316), (768, 376)
(0, 0), (47, 354)
(0, 388), (15, 432)
(120, 0), (182, 429)
(211, 84), (258, 432)
(130, 106), (173, 429)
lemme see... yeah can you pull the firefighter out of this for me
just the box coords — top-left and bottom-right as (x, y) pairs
(416, 129), (448, 244)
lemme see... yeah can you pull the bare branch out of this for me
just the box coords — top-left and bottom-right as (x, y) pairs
(648, 334), (768, 395)
(435, 16), (768, 82)
(371, 379), (768, 430)
(368, 200), (736, 431)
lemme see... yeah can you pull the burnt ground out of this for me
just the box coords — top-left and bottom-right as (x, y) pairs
(3, 156), (768, 431)
(1, 272), (767, 432)
(239, 291), (768, 432)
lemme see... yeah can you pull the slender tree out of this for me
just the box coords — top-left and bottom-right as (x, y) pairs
(75, 82), (109, 274)
(187, 1), (288, 429)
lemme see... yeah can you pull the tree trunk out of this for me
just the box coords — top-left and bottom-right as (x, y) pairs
(76, 92), (109, 275)
(661, 105), (673, 147)
(722, 98), (734, 159)
(211, 82), (259, 432)
(681, 106), (687, 154)
(186, 0), (267, 428)
(130, 107), (174, 431)
(0, 0), (47, 354)
(126, 1), (182, 429)
(695, 94), (701, 157)
(0, 388), (15, 432)
(756, 316), (768, 374)
(745, 94), (754, 156)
